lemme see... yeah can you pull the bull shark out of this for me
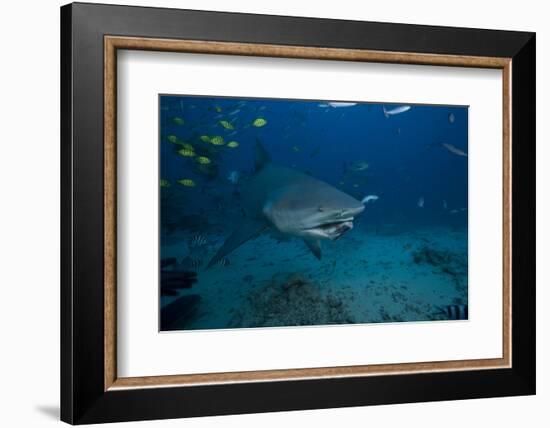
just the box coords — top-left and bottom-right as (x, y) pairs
(207, 142), (365, 268)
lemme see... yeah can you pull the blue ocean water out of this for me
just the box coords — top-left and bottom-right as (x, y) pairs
(159, 95), (468, 331)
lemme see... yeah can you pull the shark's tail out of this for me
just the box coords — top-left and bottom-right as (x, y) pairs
(254, 138), (272, 171)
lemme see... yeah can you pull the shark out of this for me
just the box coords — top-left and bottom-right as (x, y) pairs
(207, 142), (365, 268)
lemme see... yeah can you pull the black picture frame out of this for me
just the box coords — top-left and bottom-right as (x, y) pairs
(61, 2), (535, 424)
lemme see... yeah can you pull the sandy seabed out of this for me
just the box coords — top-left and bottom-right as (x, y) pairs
(160, 222), (468, 331)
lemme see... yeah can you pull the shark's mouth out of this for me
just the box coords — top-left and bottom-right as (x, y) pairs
(305, 219), (354, 240)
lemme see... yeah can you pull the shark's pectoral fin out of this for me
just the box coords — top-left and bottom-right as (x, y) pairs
(304, 239), (322, 260)
(207, 219), (268, 269)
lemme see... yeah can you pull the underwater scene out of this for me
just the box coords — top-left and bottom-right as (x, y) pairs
(159, 95), (468, 331)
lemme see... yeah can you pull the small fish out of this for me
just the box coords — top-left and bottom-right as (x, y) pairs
(448, 113), (455, 123)
(177, 178), (196, 187)
(383, 105), (411, 118)
(437, 304), (468, 320)
(443, 200), (448, 210)
(189, 258), (203, 270)
(450, 209), (459, 214)
(217, 257), (230, 267)
(361, 195), (379, 204)
(196, 156), (211, 165)
(171, 116), (185, 125)
(347, 161), (369, 172)
(160, 179), (170, 188)
(417, 197), (424, 208)
(252, 118), (267, 127)
(199, 135), (211, 143)
(353, 184), (359, 188)
(166, 135), (179, 144)
(214, 106), (222, 113)
(228, 109), (241, 116)
(189, 234), (207, 247)
(292, 146), (300, 152)
(441, 143), (468, 157)
(210, 136), (225, 146)
(180, 143), (194, 151)
(227, 170), (240, 184)
(178, 148), (196, 157)
(219, 120), (234, 130)
(328, 102), (357, 108)
(227, 141), (239, 148)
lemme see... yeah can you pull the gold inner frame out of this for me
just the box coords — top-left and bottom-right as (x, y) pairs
(104, 36), (512, 391)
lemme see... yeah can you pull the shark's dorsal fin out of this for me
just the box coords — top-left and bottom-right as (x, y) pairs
(254, 138), (272, 171)
(303, 239), (322, 260)
(207, 219), (268, 269)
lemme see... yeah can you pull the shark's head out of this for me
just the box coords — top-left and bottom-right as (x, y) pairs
(263, 177), (365, 241)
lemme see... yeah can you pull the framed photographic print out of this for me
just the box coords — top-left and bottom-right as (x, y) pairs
(60, 2), (535, 424)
